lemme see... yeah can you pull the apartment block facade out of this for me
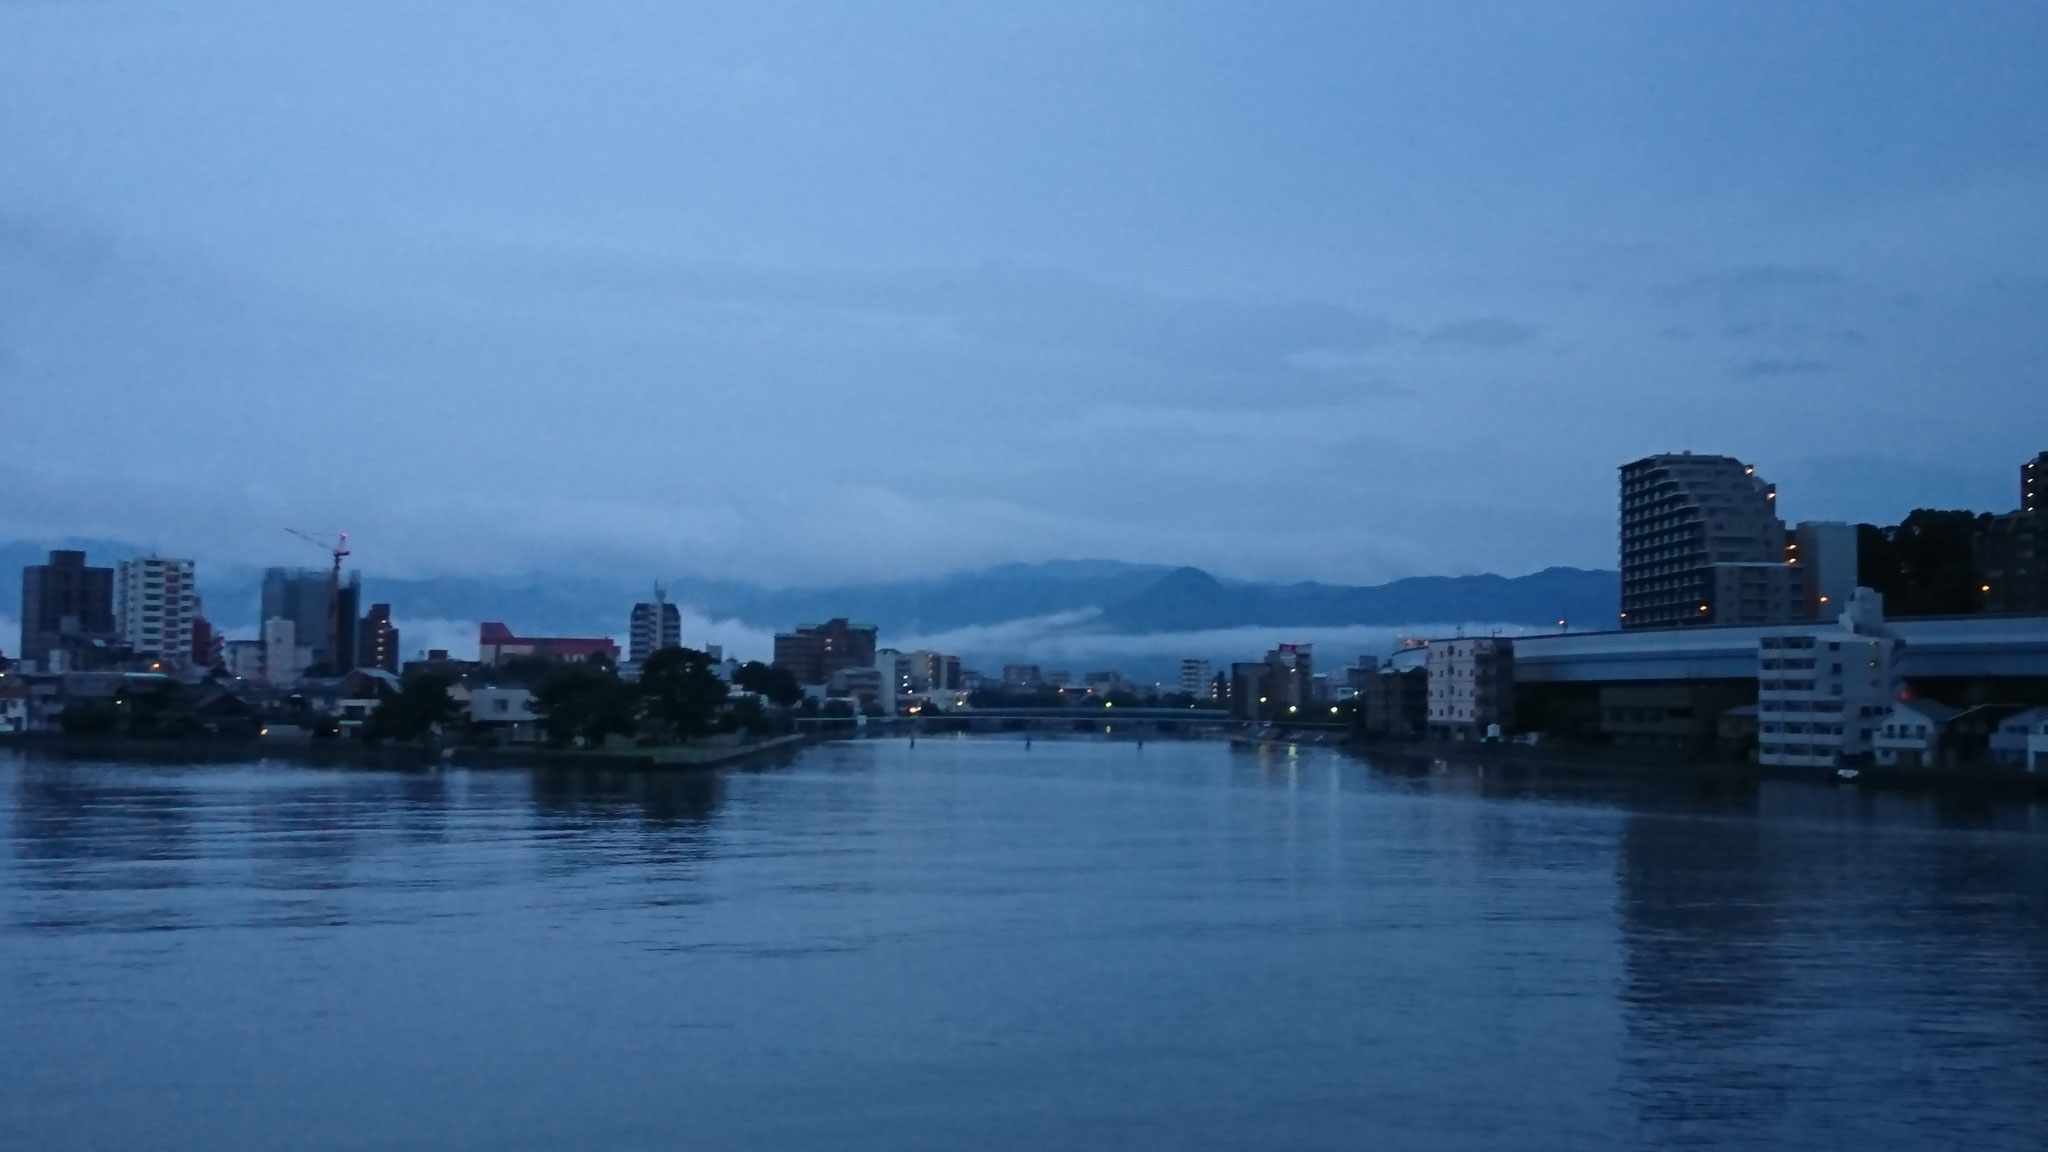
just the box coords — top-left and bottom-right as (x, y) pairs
(1426, 637), (1514, 740)
(1755, 590), (1901, 770)
(1620, 453), (1797, 629)
(115, 556), (198, 663)
(357, 603), (401, 674)
(772, 618), (879, 686)
(19, 550), (116, 667)
(628, 587), (683, 664)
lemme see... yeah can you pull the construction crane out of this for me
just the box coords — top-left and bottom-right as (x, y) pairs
(285, 529), (351, 672)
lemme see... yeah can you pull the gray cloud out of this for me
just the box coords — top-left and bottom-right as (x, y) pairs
(4, 3), (2046, 591)
(1420, 317), (1539, 351)
(1733, 357), (1832, 378)
(1655, 265), (1844, 310)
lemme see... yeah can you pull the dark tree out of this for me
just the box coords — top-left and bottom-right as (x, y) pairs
(732, 661), (804, 707)
(639, 647), (729, 741)
(532, 663), (637, 748)
(366, 674), (460, 744)
(724, 694), (773, 736)
(1857, 510), (1988, 616)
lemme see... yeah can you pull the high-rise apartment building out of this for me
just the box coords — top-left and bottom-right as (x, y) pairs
(19, 550), (116, 667)
(1979, 450), (2048, 614)
(116, 556), (198, 663)
(1619, 453), (1798, 629)
(628, 586), (682, 664)
(358, 603), (401, 673)
(261, 568), (360, 671)
(1178, 658), (1213, 699)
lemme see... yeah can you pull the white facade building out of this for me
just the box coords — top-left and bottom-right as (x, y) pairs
(262, 617), (310, 686)
(628, 586), (682, 664)
(116, 556), (198, 664)
(1426, 638), (1514, 739)
(1755, 589), (1901, 769)
(1178, 659), (1213, 699)
(470, 686), (540, 742)
(874, 649), (914, 701)
(1873, 700), (1962, 768)
(1988, 706), (2048, 770)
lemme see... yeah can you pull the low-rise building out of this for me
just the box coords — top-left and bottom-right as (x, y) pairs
(1598, 682), (1751, 752)
(297, 669), (402, 737)
(470, 686), (540, 743)
(828, 666), (886, 711)
(1873, 700), (1962, 769)
(478, 623), (619, 667)
(1988, 706), (2048, 769)
(1, 676), (27, 734)
(1083, 670), (1124, 695)
(224, 639), (266, 681)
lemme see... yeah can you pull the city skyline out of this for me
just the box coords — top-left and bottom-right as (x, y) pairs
(4, 4), (2046, 585)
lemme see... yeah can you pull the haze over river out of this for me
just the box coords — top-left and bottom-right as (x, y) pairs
(4, 740), (2046, 1150)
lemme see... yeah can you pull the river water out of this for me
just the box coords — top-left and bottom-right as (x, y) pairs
(3, 739), (2046, 1150)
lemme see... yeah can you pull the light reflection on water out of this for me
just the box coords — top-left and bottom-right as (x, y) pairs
(3, 739), (2045, 1151)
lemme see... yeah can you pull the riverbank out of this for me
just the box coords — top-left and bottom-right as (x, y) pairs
(0, 732), (813, 773)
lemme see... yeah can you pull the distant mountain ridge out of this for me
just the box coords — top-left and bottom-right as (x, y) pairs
(1100, 565), (1616, 633)
(2, 540), (1617, 644)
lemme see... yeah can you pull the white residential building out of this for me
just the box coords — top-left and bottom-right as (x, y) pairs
(1873, 700), (1962, 769)
(115, 556), (198, 664)
(874, 649), (914, 701)
(1178, 659), (1212, 699)
(1426, 638), (1514, 740)
(1755, 588), (1901, 769)
(470, 686), (540, 742)
(1988, 706), (2048, 771)
(628, 585), (682, 664)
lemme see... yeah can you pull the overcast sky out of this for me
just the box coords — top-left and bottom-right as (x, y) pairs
(3, 2), (2045, 587)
